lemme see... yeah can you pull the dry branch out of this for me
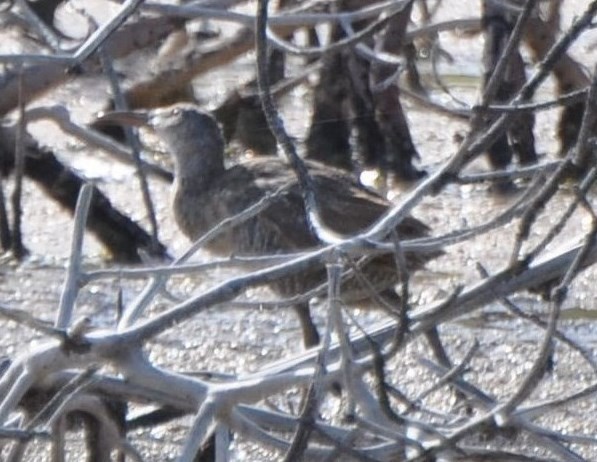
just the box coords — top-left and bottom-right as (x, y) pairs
(0, 1), (596, 461)
(0, 16), (183, 116)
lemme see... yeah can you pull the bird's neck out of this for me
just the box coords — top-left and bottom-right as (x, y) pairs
(170, 147), (225, 238)
(169, 141), (226, 195)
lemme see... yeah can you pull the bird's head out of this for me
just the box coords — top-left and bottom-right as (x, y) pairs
(95, 104), (225, 170)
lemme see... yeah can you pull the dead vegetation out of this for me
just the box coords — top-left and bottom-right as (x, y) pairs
(0, 0), (597, 460)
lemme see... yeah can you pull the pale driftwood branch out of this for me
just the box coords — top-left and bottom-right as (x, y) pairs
(0, 304), (64, 339)
(1, 1), (596, 460)
(100, 49), (162, 255)
(476, 262), (597, 373)
(24, 105), (172, 182)
(0, 16), (182, 115)
(56, 183), (93, 329)
(71, 0), (145, 65)
(144, 0), (405, 28)
(13, 0), (64, 52)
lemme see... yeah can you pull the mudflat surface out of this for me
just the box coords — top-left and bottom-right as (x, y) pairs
(1, 0), (597, 460)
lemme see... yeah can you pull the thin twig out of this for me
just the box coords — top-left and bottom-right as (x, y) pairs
(100, 48), (161, 255)
(56, 183), (93, 329)
(71, 0), (144, 66)
(11, 66), (26, 259)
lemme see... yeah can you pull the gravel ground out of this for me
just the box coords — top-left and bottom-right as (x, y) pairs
(1, 0), (597, 460)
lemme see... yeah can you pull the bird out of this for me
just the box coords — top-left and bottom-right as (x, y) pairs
(97, 104), (443, 349)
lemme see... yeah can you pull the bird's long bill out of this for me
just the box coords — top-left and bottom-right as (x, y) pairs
(94, 110), (150, 127)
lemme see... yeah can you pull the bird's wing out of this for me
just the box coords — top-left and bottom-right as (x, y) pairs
(247, 159), (431, 239)
(218, 163), (319, 252)
(309, 167), (432, 240)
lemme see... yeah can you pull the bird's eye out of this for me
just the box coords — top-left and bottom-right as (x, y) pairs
(171, 108), (180, 117)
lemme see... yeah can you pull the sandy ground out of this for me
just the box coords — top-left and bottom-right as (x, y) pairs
(1, 0), (597, 460)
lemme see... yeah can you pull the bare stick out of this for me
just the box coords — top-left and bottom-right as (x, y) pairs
(0, 167), (12, 250)
(56, 184), (93, 329)
(573, 63), (597, 168)
(100, 48), (162, 255)
(24, 105), (172, 182)
(11, 66), (26, 259)
(6, 367), (98, 461)
(71, 0), (144, 66)
(479, 0), (538, 107)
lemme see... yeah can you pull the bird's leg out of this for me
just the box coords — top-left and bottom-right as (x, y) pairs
(424, 328), (452, 369)
(379, 290), (452, 368)
(293, 302), (320, 348)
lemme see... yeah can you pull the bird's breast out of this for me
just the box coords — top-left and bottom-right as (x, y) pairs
(171, 184), (267, 255)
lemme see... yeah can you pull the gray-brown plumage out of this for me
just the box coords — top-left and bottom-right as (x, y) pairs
(99, 104), (442, 348)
